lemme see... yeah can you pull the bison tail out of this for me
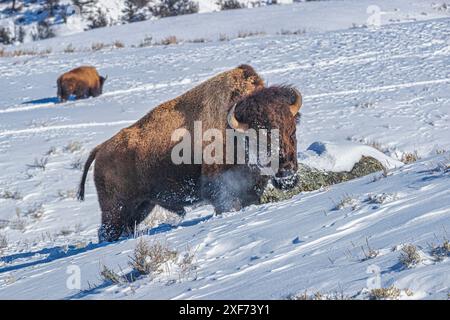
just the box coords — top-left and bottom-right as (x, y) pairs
(77, 146), (99, 201)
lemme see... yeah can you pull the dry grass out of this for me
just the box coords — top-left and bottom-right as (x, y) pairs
(0, 48), (52, 58)
(158, 36), (179, 46)
(399, 244), (421, 268)
(64, 44), (76, 53)
(361, 238), (379, 261)
(177, 245), (198, 280)
(0, 233), (7, 250)
(369, 286), (401, 300)
(333, 194), (358, 211)
(219, 34), (229, 42)
(25, 204), (45, 220)
(430, 239), (450, 261)
(27, 157), (49, 171)
(289, 288), (351, 300)
(401, 151), (420, 164)
(70, 158), (83, 170)
(91, 42), (108, 51)
(278, 29), (306, 35)
(57, 189), (77, 200)
(9, 209), (26, 232)
(113, 40), (125, 48)
(100, 264), (124, 284)
(0, 190), (22, 200)
(129, 239), (178, 276)
(64, 141), (82, 153)
(237, 30), (266, 39)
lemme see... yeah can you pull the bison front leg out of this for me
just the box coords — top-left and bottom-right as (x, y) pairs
(98, 202), (127, 242)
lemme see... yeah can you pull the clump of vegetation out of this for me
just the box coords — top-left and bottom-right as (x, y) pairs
(217, 0), (245, 10)
(150, 0), (199, 18)
(399, 244), (421, 268)
(288, 288), (351, 300)
(9, 209), (26, 232)
(64, 141), (83, 153)
(369, 286), (402, 300)
(100, 264), (125, 284)
(177, 246), (198, 280)
(27, 157), (49, 171)
(88, 8), (110, 29)
(0, 233), (7, 250)
(0, 190), (22, 200)
(70, 158), (83, 170)
(113, 40), (125, 48)
(401, 151), (420, 164)
(64, 44), (76, 53)
(237, 30), (266, 38)
(260, 156), (385, 204)
(58, 189), (77, 200)
(25, 204), (45, 220)
(361, 238), (379, 261)
(156, 36), (179, 46)
(333, 194), (358, 211)
(129, 239), (178, 276)
(430, 239), (450, 262)
(91, 42), (108, 51)
(278, 29), (306, 36)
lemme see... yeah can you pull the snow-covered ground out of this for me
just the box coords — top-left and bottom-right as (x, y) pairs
(0, 1), (449, 299)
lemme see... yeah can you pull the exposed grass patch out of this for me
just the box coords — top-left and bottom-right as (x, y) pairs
(369, 286), (401, 300)
(91, 42), (108, 51)
(333, 194), (358, 211)
(278, 29), (306, 35)
(113, 40), (125, 48)
(401, 151), (420, 164)
(70, 158), (83, 170)
(64, 44), (76, 53)
(129, 239), (178, 276)
(430, 239), (450, 261)
(237, 30), (266, 39)
(399, 244), (421, 268)
(100, 264), (126, 285)
(0, 233), (7, 250)
(0, 190), (22, 200)
(27, 157), (48, 171)
(57, 189), (77, 200)
(64, 141), (83, 153)
(361, 238), (379, 261)
(157, 36), (179, 46)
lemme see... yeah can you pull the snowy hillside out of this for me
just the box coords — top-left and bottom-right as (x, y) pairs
(0, 1), (449, 299)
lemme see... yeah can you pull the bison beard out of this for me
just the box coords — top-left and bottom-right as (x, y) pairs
(78, 65), (301, 242)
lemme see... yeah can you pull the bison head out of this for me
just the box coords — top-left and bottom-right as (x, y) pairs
(227, 86), (302, 189)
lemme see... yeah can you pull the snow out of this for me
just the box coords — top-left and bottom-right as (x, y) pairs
(0, 1), (450, 299)
(301, 141), (404, 172)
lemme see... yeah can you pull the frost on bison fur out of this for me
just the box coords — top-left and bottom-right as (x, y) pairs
(57, 66), (107, 102)
(77, 64), (302, 242)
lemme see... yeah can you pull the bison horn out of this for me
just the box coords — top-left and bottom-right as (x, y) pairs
(289, 88), (302, 116)
(227, 103), (248, 133)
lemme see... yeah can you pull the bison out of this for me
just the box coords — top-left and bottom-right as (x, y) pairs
(57, 66), (107, 102)
(77, 65), (302, 242)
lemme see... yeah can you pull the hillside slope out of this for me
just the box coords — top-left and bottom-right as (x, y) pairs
(0, 2), (449, 299)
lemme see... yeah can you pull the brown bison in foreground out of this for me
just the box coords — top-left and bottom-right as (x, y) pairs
(57, 66), (107, 102)
(77, 65), (302, 242)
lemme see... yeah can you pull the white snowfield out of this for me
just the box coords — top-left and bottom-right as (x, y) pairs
(0, 1), (450, 299)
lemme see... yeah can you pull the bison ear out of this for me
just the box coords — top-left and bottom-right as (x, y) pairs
(227, 103), (249, 133)
(289, 88), (302, 116)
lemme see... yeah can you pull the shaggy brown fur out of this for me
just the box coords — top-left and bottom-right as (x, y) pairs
(57, 66), (107, 102)
(78, 64), (265, 242)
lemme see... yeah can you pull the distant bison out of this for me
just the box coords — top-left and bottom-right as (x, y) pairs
(77, 65), (302, 242)
(57, 66), (107, 102)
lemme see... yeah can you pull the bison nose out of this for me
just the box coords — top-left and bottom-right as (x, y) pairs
(273, 170), (298, 190)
